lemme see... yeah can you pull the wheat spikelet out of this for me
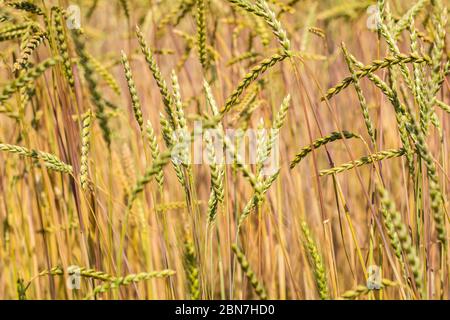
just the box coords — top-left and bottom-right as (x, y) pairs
(405, 111), (446, 244)
(436, 99), (450, 113)
(52, 7), (75, 88)
(38, 266), (64, 277)
(41, 219), (79, 234)
(319, 148), (405, 176)
(205, 131), (224, 224)
(136, 26), (176, 129)
(122, 51), (144, 131)
(16, 278), (27, 300)
(195, 0), (208, 70)
(377, 185), (423, 293)
(157, 0), (192, 32)
(159, 113), (174, 147)
(227, 51), (260, 66)
(221, 52), (288, 115)
(255, 0), (291, 53)
(341, 279), (397, 299)
(203, 80), (225, 224)
(228, 0), (291, 54)
(290, 131), (361, 169)
(380, 199), (403, 261)
(238, 170), (280, 227)
(71, 30), (111, 146)
(425, 1), (447, 131)
(300, 220), (330, 299)
(174, 0), (196, 26)
(86, 52), (121, 96)
(308, 27), (325, 39)
(146, 121), (164, 191)
(80, 110), (92, 191)
(158, 112), (185, 187)
(37, 265), (115, 282)
(393, 0), (428, 39)
(322, 53), (431, 101)
(6, 1), (44, 15)
(171, 71), (187, 130)
(119, 0), (130, 19)
(261, 95), (290, 164)
(409, 18), (429, 134)
(0, 23), (31, 35)
(13, 31), (47, 71)
(341, 44), (376, 144)
(184, 240), (200, 299)
(174, 29), (219, 61)
(231, 244), (267, 300)
(345, 52), (415, 174)
(0, 23), (31, 41)
(0, 143), (72, 173)
(252, 13), (270, 47)
(127, 151), (173, 210)
(155, 200), (205, 212)
(0, 57), (60, 104)
(85, 270), (175, 299)
(316, 1), (372, 21)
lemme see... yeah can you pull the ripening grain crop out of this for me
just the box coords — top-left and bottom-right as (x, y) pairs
(0, 0), (449, 300)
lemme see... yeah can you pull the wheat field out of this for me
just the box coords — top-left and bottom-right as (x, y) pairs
(0, 0), (449, 300)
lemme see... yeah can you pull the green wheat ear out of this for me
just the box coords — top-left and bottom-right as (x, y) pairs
(184, 240), (200, 299)
(195, 0), (209, 71)
(6, 1), (45, 15)
(377, 184), (423, 295)
(1, 57), (60, 104)
(136, 26), (177, 129)
(52, 7), (75, 88)
(232, 244), (268, 300)
(80, 110), (93, 191)
(0, 143), (72, 174)
(300, 220), (330, 300)
(290, 131), (361, 169)
(121, 51), (144, 131)
(14, 31), (47, 71)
